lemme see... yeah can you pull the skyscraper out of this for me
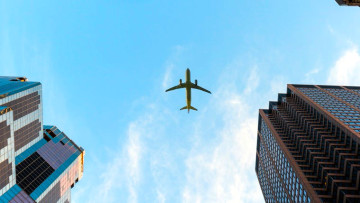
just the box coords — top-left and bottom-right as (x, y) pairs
(335, 0), (360, 6)
(255, 84), (360, 202)
(0, 77), (84, 203)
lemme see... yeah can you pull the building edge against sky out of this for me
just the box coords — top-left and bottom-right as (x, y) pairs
(335, 0), (360, 6)
(0, 76), (84, 203)
(256, 84), (360, 202)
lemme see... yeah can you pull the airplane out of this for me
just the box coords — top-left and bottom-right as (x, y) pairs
(165, 68), (211, 113)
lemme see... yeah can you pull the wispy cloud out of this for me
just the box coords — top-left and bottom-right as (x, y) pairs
(182, 66), (263, 203)
(305, 68), (320, 82)
(87, 45), (189, 203)
(126, 121), (144, 203)
(327, 46), (360, 85)
(94, 45), (360, 203)
(162, 45), (185, 91)
(90, 115), (155, 203)
(162, 64), (174, 90)
(91, 56), (264, 203)
(157, 189), (166, 203)
(243, 66), (259, 95)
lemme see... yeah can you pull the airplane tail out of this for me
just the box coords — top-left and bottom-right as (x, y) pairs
(180, 106), (197, 113)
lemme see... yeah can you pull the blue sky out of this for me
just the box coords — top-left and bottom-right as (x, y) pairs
(1, 1), (360, 202)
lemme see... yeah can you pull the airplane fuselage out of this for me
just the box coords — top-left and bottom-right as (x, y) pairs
(185, 68), (191, 110)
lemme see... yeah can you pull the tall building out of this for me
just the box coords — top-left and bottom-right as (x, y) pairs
(0, 77), (84, 203)
(255, 84), (360, 202)
(335, 0), (360, 6)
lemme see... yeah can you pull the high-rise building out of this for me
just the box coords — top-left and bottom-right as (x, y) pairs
(255, 84), (360, 202)
(0, 77), (84, 203)
(335, 0), (360, 6)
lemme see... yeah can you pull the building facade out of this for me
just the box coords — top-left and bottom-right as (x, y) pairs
(255, 84), (360, 202)
(0, 77), (84, 203)
(335, 0), (360, 6)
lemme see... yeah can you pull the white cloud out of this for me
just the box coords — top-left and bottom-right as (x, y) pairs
(157, 189), (166, 203)
(302, 65), (323, 84)
(87, 45), (189, 203)
(126, 122), (144, 203)
(182, 67), (263, 203)
(327, 47), (360, 86)
(162, 64), (174, 90)
(243, 66), (259, 95)
(162, 45), (185, 91)
(305, 68), (320, 80)
(90, 59), (264, 203)
(327, 25), (335, 35)
(90, 115), (154, 203)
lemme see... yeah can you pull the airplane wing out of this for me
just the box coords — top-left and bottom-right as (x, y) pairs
(190, 83), (211, 94)
(165, 84), (185, 92)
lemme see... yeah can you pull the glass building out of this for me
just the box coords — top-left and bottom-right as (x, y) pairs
(0, 77), (84, 203)
(335, 0), (360, 6)
(256, 84), (360, 202)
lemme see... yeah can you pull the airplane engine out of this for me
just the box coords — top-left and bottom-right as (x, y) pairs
(195, 80), (198, 86)
(179, 79), (182, 85)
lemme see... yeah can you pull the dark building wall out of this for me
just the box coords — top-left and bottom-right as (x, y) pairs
(335, 0), (360, 6)
(38, 182), (60, 203)
(336, 0), (346, 4)
(14, 120), (41, 151)
(0, 120), (11, 153)
(0, 111), (15, 193)
(0, 120), (12, 190)
(2, 91), (40, 121)
(0, 160), (12, 189)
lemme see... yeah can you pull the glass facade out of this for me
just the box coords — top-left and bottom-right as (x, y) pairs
(256, 84), (360, 202)
(257, 114), (311, 202)
(0, 77), (84, 203)
(298, 86), (360, 133)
